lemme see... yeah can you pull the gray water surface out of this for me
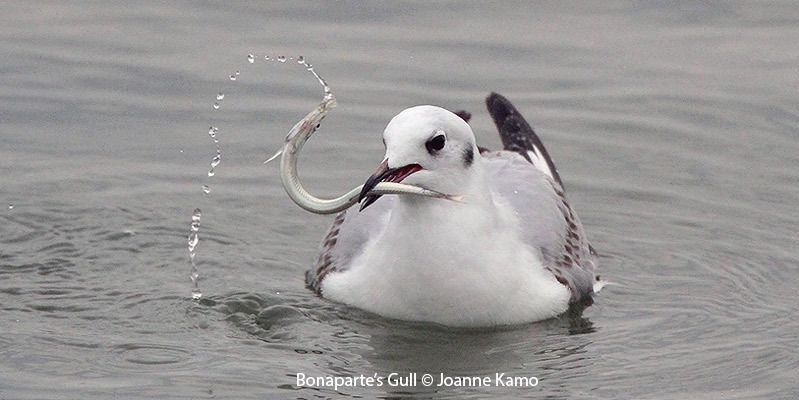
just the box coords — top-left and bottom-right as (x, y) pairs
(2, 2), (798, 399)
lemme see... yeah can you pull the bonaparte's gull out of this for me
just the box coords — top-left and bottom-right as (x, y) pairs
(284, 93), (599, 327)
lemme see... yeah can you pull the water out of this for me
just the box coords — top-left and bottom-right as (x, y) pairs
(2, 2), (798, 399)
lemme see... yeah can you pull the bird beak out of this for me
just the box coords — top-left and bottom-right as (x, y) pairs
(358, 159), (423, 211)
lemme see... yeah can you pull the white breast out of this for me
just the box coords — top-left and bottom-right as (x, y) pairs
(320, 193), (570, 327)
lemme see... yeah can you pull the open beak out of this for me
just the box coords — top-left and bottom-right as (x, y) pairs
(358, 159), (423, 211)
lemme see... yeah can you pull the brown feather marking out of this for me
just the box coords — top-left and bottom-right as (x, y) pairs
(306, 211), (347, 294)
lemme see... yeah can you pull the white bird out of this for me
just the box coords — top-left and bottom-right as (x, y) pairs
(288, 93), (599, 327)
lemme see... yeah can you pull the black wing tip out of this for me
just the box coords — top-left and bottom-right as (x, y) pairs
(485, 92), (517, 126)
(485, 91), (565, 188)
(485, 92), (531, 148)
(453, 110), (472, 123)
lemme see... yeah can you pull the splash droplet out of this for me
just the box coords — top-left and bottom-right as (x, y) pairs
(188, 208), (203, 300)
(297, 57), (333, 99)
(188, 210), (201, 252)
(208, 155), (221, 177)
(213, 102), (220, 110)
(277, 55), (286, 63)
(247, 53), (255, 63)
(8, 204), (13, 210)
(207, 127), (221, 176)
(229, 70), (240, 81)
(264, 55), (271, 61)
(210, 154), (221, 169)
(216, 93), (225, 101)
(202, 185), (211, 195)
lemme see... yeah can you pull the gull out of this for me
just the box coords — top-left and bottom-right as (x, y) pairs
(280, 93), (599, 327)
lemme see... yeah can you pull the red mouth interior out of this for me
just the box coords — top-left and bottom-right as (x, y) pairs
(385, 164), (423, 183)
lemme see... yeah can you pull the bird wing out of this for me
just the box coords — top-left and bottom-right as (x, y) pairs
(483, 151), (596, 302)
(486, 92), (563, 188)
(306, 196), (395, 294)
(485, 92), (596, 302)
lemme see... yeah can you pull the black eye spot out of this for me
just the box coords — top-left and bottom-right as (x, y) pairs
(426, 133), (446, 154)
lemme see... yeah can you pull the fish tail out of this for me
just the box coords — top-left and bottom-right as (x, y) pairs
(263, 149), (283, 164)
(445, 194), (465, 203)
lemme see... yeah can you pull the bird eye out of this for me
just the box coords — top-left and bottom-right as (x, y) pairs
(426, 133), (446, 154)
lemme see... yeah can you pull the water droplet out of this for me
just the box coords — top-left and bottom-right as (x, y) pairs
(213, 102), (220, 110)
(202, 185), (210, 195)
(188, 209), (201, 254)
(264, 55), (271, 61)
(216, 93), (224, 101)
(207, 127), (221, 176)
(302, 64), (333, 99)
(229, 70), (240, 81)
(188, 208), (203, 300)
(297, 56), (304, 64)
(277, 55), (286, 63)
(247, 53), (255, 63)
(208, 152), (221, 177)
(8, 204), (13, 210)
(179, 149), (184, 153)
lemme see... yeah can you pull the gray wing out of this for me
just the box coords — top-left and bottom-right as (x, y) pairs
(306, 196), (394, 294)
(486, 93), (597, 303)
(483, 152), (597, 303)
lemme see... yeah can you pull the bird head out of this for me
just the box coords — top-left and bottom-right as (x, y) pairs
(359, 106), (478, 210)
